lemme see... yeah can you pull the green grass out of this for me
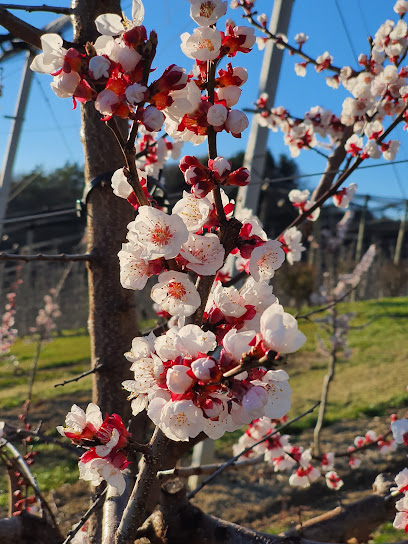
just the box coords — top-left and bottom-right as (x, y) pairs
(287, 297), (408, 428)
(0, 331), (91, 410)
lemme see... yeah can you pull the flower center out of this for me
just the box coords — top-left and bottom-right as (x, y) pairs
(168, 281), (186, 300)
(200, 1), (215, 17)
(151, 223), (173, 246)
(197, 39), (215, 52)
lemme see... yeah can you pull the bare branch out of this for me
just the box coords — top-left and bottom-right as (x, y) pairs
(0, 4), (72, 15)
(4, 422), (82, 454)
(62, 488), (107, 544)
(0, 252), (94, 262)
(54, 361), (103, 388)
(0, 7), (74, 49)
(116, 427), (169, 544)
(157, 454), (264, 481)
(0, 439), (58, 527)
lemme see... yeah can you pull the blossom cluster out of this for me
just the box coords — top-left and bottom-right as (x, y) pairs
(122, 304), (305, 442)
(0, 290), (19, 356)
(58, 403), (130, 494)
(392, 417), (408, 532)
(233, 414), (401, 491)
(30, 0), (256, 151)
(244, 2), (408, 171)
(29, 291), (61, 339)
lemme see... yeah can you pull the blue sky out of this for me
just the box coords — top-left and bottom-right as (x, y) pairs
(0, 0), (407, 214)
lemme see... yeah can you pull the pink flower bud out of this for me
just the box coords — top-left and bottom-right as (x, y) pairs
(209, 157), (231, 180)
(225, 109), (249, 136)
(207, 104), (228, 126)
(140, 105), (165, 132)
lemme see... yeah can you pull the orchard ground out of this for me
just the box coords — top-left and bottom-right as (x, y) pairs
(0, 297), (407, 541)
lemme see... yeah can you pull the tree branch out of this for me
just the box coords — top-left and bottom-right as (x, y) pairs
(0, 7), (74, 49)
(54, 361), (103, 388)
(157, 454), (264, 481)
(4, 422), (82, 454)
(62, 488), (107, 544)
(115, 427), (169, 544)
(0, 4), (72, 15)
(0, 252), (94, 262)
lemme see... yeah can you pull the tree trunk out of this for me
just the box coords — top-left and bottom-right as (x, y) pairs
(71, 2), (147, 541)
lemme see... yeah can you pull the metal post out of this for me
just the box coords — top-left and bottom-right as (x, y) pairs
(0, 50), (36, 239)
(234, 0), (294, 218)
(394, 200), (408, 266)
(355, 195), (369, 263)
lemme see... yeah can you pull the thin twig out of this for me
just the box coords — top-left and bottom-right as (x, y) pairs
(157, 454), (264, 481)
(0, 438), (58, 527)
(241, 7), (343, 74)
(54, 362), (103, 388)
(187, 401), (320, 499)
(62, 488), (108, 544)
(313, 306), (337, 455)
(296, 286), (356, 320)
(4, 422), (82, 454)
(24, 336), (43, 423)
(0, 4), (72, 15)
(0, 252), (94, 262)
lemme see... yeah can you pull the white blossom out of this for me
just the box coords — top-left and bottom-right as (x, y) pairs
(151, 271), (201, 317)
(181, 233), (225, 275)
(260, 304), (306, 354)
(180, 27), (222, 61)
(128, 206), (188, 260)
(249, 240), (285, 282)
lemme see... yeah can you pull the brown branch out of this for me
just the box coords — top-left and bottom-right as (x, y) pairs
(0, 6), (43, 48)
(54, 361), (103, 388)
(0, 513), (62, 544)
(278, 103), (408, 238)
(135, 480), (328, 544)
(242, 9), (343, 75)
(157, 454), (264, 481)
(221, 350), (280, 380)
(188, 401), (320, 500)
(284, 474), (398, 544)
(62, 488), (107, 544)
(313, 307), (337, 455)
(135, 473), (400, 544)
(296, 286), (356, 320)
(4, 422), (82, 454)
(0, 252), (94, 262)
(0, 7), (74, 49)
(311, 127), (353, 203)
(0, 4), (72, 15)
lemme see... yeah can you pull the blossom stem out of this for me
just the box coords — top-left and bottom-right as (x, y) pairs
(242, 8), (343, 75)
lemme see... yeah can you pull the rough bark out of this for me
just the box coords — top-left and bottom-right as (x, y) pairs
(284, 473), (399, 543)
(134, 476), (399, 544)
(71, 1), (147, 541)
(0, 513), (62, 544)
(135, 480), (329, 544)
